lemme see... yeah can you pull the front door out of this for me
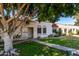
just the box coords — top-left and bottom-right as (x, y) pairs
(28, 27), (33, 38)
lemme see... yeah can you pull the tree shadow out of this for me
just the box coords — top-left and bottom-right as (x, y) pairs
(14, 42), (66, 56)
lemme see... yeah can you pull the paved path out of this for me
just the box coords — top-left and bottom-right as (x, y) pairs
(72, 35), (79, 38)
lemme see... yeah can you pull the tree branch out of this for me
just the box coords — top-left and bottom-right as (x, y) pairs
(12, 21), (24, 36)
(23, 4), (30, 15)
(0, 4), (5, 20)
(12, 15), (31, 36)
(0, 3), (6, 27)
(12, 4), (14, 16)
(18, 3), (21, 10)
(7, 4), (26, 23)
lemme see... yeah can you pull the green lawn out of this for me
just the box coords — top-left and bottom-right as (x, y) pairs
(1, 36), (78, 56)
(14, 42), (66, 56)
(40, 36), (79, 49)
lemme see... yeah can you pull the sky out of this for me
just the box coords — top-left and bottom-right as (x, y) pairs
(57, 17), (77, 25)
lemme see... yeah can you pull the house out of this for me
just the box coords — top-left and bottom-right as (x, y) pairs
(52, 23), (79, 36)
(21, 21), (53, 39)
(0, 16), (53, 40)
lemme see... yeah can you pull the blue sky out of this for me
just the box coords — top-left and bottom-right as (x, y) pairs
(57, 17), (76, 25)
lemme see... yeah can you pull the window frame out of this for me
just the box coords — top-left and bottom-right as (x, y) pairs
(43, 25), (47, 34)
(37, 27), (41, 34)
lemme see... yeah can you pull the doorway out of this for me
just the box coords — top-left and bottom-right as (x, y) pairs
(28, 27), (33, 38)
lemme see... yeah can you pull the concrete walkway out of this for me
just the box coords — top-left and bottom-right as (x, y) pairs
(72, 35), (79, 38)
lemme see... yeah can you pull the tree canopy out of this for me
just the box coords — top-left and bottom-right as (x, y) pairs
(0, 3), (79, 23)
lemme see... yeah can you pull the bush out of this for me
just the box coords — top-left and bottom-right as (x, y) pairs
(55, 29), (62, 36)
(62, 34), (66, 36)
(37, 36), (41, 40)
(58, 29), (62, 36)
(0, 36), (1, 39)
(13, 35), (21, 39)
(77, 30), (79, 34)
(48, 34), (53, 37)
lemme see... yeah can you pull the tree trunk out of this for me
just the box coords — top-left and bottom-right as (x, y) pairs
(1, 32), (13, 53)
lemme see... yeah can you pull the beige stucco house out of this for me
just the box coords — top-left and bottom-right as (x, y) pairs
(20, 21), (53, 39)
(1, 17), (79, 40)
(9, 21), (79, 40)
(0, 17), (53, 40)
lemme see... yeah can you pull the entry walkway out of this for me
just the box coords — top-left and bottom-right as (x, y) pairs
(32, 39), (79, 56)
(72, 35), (79, 38)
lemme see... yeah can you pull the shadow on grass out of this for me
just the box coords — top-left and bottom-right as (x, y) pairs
(14, 42), (66, 56)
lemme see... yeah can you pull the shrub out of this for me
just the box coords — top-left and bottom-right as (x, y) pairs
(48, 34), (53, 37)
(77, 30), (79, 34)
(13, 35), (21, 39)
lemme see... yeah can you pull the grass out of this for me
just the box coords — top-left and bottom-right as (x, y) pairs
(40, 36), (79, 49)
(1, 36), (78, 56)
(14, 42), (66, 56)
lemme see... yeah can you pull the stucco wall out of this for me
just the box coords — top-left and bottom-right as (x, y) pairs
(52, 23), (79, 35)
(22, 21), (53, 38)
(36, 22), (53, 38)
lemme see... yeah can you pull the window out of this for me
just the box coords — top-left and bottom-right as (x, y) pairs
(37, 28), (41, 34)
(43, 28), (46, 34)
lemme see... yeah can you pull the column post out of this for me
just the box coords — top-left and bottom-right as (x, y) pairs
(66, 29), (69, 36)
(62, 28), (65, 35)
